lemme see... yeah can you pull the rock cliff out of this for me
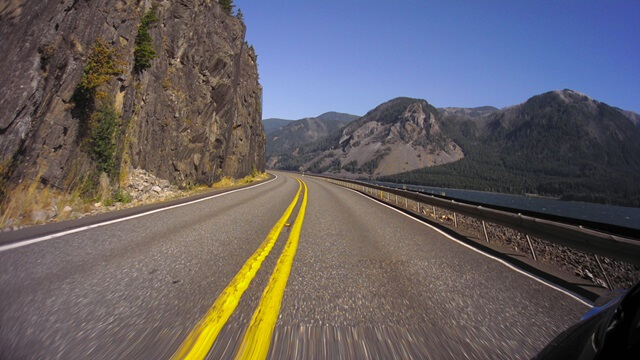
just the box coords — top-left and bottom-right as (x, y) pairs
(0, 0), (264, 201)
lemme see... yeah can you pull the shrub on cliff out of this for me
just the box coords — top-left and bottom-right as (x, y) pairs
(72, 38), (124, 142)
(134, 6), (159, 72)
(73, 38), (123, 108)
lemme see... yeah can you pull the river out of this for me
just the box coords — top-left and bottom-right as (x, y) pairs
(370, 181), (640, 231)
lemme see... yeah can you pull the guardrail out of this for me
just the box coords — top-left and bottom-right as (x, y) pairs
(312, 174), (640, 278)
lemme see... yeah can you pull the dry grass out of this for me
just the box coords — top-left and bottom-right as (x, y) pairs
(212, 172), (269, 189)
(212, 176), (235, 188)
(0, 180), (87, 228)
(1, 171), (270, 230)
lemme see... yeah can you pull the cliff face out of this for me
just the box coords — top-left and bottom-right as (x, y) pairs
(0, 0), (264, 198)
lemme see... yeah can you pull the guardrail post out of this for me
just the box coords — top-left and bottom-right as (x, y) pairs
(525, 235), (537, 261)
(453, 212), (458, 227)
(418, 202), (421, 214)
(395, 194), (398, 205)
(405, 198), (408, 208)
(594, 255), (613, 290)
(432, 206), (436, 218)
(482, 221), (489, 242)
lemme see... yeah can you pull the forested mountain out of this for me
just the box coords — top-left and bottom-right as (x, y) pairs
(383, 90), (640, 206)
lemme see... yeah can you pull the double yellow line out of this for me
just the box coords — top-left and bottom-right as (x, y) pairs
(173, 178), (308, 360)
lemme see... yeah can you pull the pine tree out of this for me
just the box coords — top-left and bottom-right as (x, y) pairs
(219, 0), (234, 15)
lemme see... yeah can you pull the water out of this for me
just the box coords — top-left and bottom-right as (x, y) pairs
(371, 181), (640, 231)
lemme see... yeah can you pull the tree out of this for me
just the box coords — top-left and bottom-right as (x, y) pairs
(235, 8), (243, 21)
(219, 0), (234, 15)
(134, 6), (159, 72)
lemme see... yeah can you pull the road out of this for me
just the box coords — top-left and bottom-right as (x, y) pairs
(0, 171), (589, 359)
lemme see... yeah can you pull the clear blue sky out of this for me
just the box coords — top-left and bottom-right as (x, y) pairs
(233, 0), (639, 120)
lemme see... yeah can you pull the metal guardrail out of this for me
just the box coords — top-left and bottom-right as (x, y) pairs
(313, 174), (640, 269)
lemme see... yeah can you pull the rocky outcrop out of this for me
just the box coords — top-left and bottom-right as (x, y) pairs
(0, 0), (264, 200)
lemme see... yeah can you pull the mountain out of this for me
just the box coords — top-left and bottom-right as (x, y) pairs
(316, 112), (360, 123)
(268, 98), (463, 176)
(438, 106), (499, 118)
(263, 112), (358, 136)
(617, 109), (640, 129)
(384, 89), (640, 206)
(266, 115), (355, 166)
(263, 118), (293, 135)
(0, 1), (264, 203)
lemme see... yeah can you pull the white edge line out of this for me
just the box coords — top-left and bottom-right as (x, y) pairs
(342, 185), (594, 308)
(0, 175), (278, 253)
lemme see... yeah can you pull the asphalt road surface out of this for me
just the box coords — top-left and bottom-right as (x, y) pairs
(0, 171), (590, 359)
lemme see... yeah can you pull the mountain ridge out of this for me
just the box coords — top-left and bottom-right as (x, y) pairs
(267, 89), (640, 206)
(265, 112), (359, 166)
(385, 89), (640, 206)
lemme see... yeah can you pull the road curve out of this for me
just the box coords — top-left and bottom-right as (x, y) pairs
(0, 171), (588, 359)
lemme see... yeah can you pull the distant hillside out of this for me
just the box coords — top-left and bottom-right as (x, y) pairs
(438, 106), (498, 118)
(383, 90), (640, 206)
(266, 117), (351, 162)
(316, 112), (360, 123)
(263, 118), (292, 134)
(268, 98), (463, 176)
(263, 112), (358, 136)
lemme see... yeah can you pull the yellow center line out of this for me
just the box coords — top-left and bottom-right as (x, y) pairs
(172, 179), (303, 360)
(234, 179), (309, 360)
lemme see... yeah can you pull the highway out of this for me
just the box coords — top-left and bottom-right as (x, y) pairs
(0, 171), (589, 359)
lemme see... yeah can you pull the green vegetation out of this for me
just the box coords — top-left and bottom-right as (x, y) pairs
(134, 6), (159, 72)
(361, 154), (385, 175)
(342, 160), (359, 173)
(219, 0), (234, 15)
(90, 103), (119, 175)
(112, 188), (132, 204)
